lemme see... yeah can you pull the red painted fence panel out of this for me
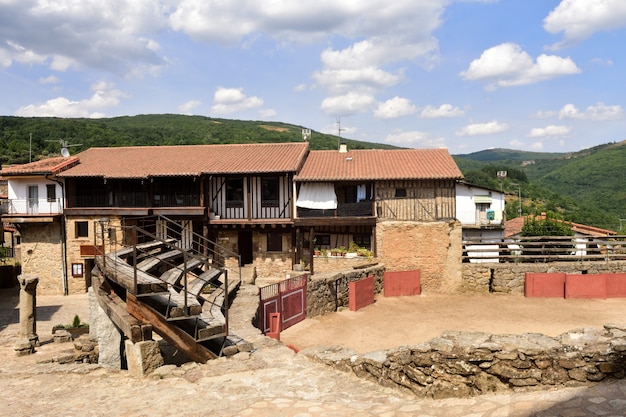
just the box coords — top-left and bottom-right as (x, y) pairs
(349, 275), (375, 311)
(384, 270), (421, 297)
(259, 274), (307, 335)
(565, 274), (607, 299)
(606, 273), (626, 298)
(524, 272), (566, 298)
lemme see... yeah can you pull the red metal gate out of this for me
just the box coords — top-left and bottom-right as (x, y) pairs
(260, 274), (307, 334)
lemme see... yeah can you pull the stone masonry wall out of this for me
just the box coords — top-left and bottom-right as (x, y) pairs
(304, 325), (626, 400)
(306, 264), (385, 318)
(461, 261), (626, 294)
(19, 222), (64, 295)
(376, 220), (463, 293)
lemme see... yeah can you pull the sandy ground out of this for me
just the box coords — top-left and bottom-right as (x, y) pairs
(280, 293), (626, 354)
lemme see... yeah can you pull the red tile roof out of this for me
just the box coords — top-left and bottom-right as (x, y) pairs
(0, 156), (79, 176)
(57, 143), (309, 179)
(505, 214), (616, 238)
(295, 148), (463, 181)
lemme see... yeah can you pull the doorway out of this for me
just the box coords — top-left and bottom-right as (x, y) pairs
(238, 230), (253, 266)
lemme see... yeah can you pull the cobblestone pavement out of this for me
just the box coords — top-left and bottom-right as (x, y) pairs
(1, 286), (626, 417)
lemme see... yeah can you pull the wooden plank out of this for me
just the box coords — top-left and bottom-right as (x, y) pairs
(139, 289), (202, 319)
(185, 268), (222, 297)
(159, 258), (205, 287)
(136, 249), (184, 271)
(91, 272), (153, 342)
(126, 293), (217, 363)
(97, 254), (167, 294)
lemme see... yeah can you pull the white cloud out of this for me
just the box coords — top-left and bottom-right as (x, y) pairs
(374, 97), (417, 119)
(456, 121), (509, 136)
(0, 0), (167, 75)
(460, 43), (580, 89)
(590, 57), (613, 67)
(544, 0), (626, 49)
(169, 1), (443, 48)
(530, 141), (544, 150)
(420, 104), (465, 119)
(528, 125), (572, 138)
(534, 110), (558, 119)
(385, 130), (446, 148)
(558, 102), (624, 121)
(38, 75), (59, 85)
(14, 81), (127, 117)
(179, 99), (201, 115)
(259, 108), (277, 118)
(509, 139), (525, 148)
(210, 87), (264, 115)
(320, 92), (376, 116)
(293, 83), (307, 92)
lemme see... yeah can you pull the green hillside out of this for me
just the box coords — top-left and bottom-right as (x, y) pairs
(2, 114), (624, 232)
(454, 141), (626, 232)
(0, 114), (396, 165)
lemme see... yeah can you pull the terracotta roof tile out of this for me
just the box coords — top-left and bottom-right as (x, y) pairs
(504, 214), (616, 238)
(295, 148), (463, 181)
(0, 156), (79, 176)
(57, 143), (309, 178)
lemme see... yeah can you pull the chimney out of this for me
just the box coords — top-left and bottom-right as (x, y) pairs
(339, 143), (348, 153)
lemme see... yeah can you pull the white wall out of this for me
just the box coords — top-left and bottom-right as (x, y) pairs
(456, 183), (505, 225)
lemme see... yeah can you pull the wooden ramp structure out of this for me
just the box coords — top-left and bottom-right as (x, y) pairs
(91, 216), (242, 363)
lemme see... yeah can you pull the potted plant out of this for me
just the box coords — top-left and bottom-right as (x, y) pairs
(52, 314), (90, 338)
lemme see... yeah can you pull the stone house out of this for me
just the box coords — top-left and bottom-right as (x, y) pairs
(293, 145), (465, 291)
(0, 156), (78, 294)
(2, 142), (468, 294)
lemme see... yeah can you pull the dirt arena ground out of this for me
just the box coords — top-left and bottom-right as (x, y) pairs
(280, 293), (626, 354)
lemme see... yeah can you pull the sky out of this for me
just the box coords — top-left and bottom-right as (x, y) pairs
(1, 0), (626, 154)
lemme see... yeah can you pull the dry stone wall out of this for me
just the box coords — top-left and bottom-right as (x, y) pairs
(303, 325), (626, 399)
(306, 264), (385, 318)
(462, 261), (626, 294)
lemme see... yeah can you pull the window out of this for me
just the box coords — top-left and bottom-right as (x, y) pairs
(226, 178), (244, 208)
(267, 232), (283, 252)
(75, 221), (89, 238)
(71, 263), (84, 278)
(314, 234), (330, 246)
(344, 185), (357, 203)
(395, 188), (407, 198)
(261, 177), (279, 207)
(46, 184), (56, 202)
(476, 203), (490, 213)
(353, 234), (371, 249)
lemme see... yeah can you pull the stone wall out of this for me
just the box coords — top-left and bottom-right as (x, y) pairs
(303, 325), (626, 399)
(375, 220), (463, 293)
(306, 264), (385, 318)
(461, 261), (626, 294)
(19, 222), (65, 295)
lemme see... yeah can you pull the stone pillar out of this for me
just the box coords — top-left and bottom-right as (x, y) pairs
(89, 287), (123, 369)
(124, 340), (164, 377)
(14, 274), (39, 355)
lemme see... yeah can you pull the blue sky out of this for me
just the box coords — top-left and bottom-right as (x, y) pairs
(1, 0), (625, 154)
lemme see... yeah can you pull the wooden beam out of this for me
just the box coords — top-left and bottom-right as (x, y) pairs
(126, 293), (217, 363)
(91, 273), (152, 343)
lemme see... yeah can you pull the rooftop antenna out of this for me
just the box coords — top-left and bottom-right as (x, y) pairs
(336, 117), (345, 150)
(46, 139), (83, 157)
(301, 128), (311, 141)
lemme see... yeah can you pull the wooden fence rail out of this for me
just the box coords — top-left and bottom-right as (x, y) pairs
(462, 235), (626, 263)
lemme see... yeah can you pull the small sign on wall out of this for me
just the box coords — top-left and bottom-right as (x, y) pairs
(71, 263), (84, 278)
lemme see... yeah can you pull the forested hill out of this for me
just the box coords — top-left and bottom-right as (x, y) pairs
(453, 141), (626, 231)
(0, 114), (396, 165)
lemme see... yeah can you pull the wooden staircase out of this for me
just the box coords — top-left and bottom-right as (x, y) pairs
(91, 216), (242, 363)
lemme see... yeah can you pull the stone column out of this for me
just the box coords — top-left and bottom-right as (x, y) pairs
(14, 274), (40, 355)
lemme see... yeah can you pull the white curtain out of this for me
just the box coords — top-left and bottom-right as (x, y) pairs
(296, 182), (337, 210)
